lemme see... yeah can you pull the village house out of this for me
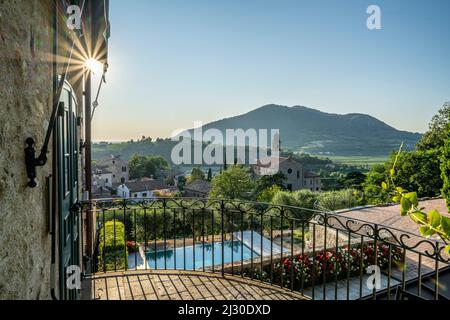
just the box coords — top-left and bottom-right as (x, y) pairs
(253, 156), (322, 191)
(117, 178), (170, 199)
(184, 180), (212, 198)
(95, 155), (129, 185)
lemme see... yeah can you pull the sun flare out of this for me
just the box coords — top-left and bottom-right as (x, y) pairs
(85, 58), (104, 75)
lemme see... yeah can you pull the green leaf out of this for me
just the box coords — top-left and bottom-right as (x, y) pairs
(390, 169), (395, 176)
(419, 226), (435, 238)
(395, 187), (404, 194)
(392, 196), (400, 203)
(441, 216), (450, 236)
(445, 245), (450, 255)
(400, 196), (412, 216)
(381, 182), (388, 190)
(427, 210), (441, 229)
(410, 211), (427, 224)
(404, 192), (419, 207)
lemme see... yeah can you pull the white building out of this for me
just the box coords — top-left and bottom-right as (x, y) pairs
(117, 179), (170, 199)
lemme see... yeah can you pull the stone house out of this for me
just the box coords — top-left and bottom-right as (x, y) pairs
(0, 1), (110, 299)
(184, 180), (212, 198)
(253, 156), (322, 191)
(95, 155), (129, 185)
(92, 166), (113, 197)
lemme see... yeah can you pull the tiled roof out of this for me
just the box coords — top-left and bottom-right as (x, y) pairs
(184, 180), (211, 194)
(124, 179), (169, 192)
(304, 171), (320, 178)
(337, 198), (449, 236)
(255, 156), (289, 168)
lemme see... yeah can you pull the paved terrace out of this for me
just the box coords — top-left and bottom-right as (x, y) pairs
(336, 199), (450, 287)
(83, 270), (307, 300)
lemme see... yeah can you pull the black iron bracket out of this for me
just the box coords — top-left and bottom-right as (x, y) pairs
(24, 101), (64, 188)
(24, 138), (48, 188)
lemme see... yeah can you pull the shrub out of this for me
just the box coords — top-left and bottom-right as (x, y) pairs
(127, 241), (139, 253)
(249, 243), (402, 288)
(441, 126), (450, 211)
(97, 220), (128, 272)
(291, 190), (318, 209)
(271, 190), (299, 207)
(316, 189), (362, 211)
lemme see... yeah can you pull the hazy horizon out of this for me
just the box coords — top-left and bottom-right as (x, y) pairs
(92, 0), (450, 141)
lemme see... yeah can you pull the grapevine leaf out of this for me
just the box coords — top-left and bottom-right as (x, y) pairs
(410, 211), (427, 224)
(419, 226), (435, 238)
(400, 196), (412, 216)
(445, 245), (450, 255)
(427, 210), (441, 229)
(404, 192), (418, 207)
(441, 216), (450, 236)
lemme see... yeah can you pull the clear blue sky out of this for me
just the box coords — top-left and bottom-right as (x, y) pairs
(92, 0), (450, 141)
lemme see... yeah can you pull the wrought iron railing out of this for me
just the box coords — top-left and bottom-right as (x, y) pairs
(81, 198), (450, 300)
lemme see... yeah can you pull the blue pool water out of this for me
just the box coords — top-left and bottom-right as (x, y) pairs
(145, 240), (258, 270)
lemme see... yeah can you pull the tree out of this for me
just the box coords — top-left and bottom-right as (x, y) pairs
(177, 176), (187, 191)
(363, 164), (390, 204)
(417, 102), (450, 151)
(338, 171), (366, 190)
(188, 167), (205, 184)
(207, 168), (213, 181)
(441, 124), (450, 211)
(384, 145), (450, 255)
(209, 166), (255, 200)
(257, 185), (281, 203)
(363, 150), (442, 204)
(129, 154), (169, 179)
(253, 172), (287, 198)
(391, 150), (442, 198)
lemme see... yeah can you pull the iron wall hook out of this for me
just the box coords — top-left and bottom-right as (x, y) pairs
(25, 138), (48, 188)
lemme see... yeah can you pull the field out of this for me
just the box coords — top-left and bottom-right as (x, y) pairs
(319, 155), (388, 167)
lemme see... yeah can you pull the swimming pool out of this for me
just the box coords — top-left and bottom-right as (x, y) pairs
(145, 240), (258, 270)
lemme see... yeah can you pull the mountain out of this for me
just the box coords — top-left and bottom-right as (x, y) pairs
(191, 104), (421, 156)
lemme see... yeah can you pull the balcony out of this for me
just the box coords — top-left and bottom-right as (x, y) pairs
(80, 198), (450, 300)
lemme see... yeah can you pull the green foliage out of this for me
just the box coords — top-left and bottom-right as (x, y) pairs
(389, 150), (442, 197)
(386, 144), (450, 254)
(98, 220), (127, 272)
(253, 172), (287, 197)
(337, 171), (366, 190)
(316, 189), (363, 211)
(209, 165), (255, 200)
(363, 150), (442, 204)
(363, 164), (391, 204)
(177, 176), (187, 191)
(188, 167), (205, 183)
(271, 188), (362, 211)
(207, 168), (213, 181)
(417, 102), (450, 151)
(257, 185), (282, 203)
(129, 154), (169, 179)
(291, 190), (319, 209)
(441, 125), (450, 211)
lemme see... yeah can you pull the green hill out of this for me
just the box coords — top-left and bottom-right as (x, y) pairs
(192, 104), (421, 156)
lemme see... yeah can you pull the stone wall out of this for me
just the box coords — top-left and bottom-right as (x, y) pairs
(0, 0), (84, 300)
(0, 0), (54, 300)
